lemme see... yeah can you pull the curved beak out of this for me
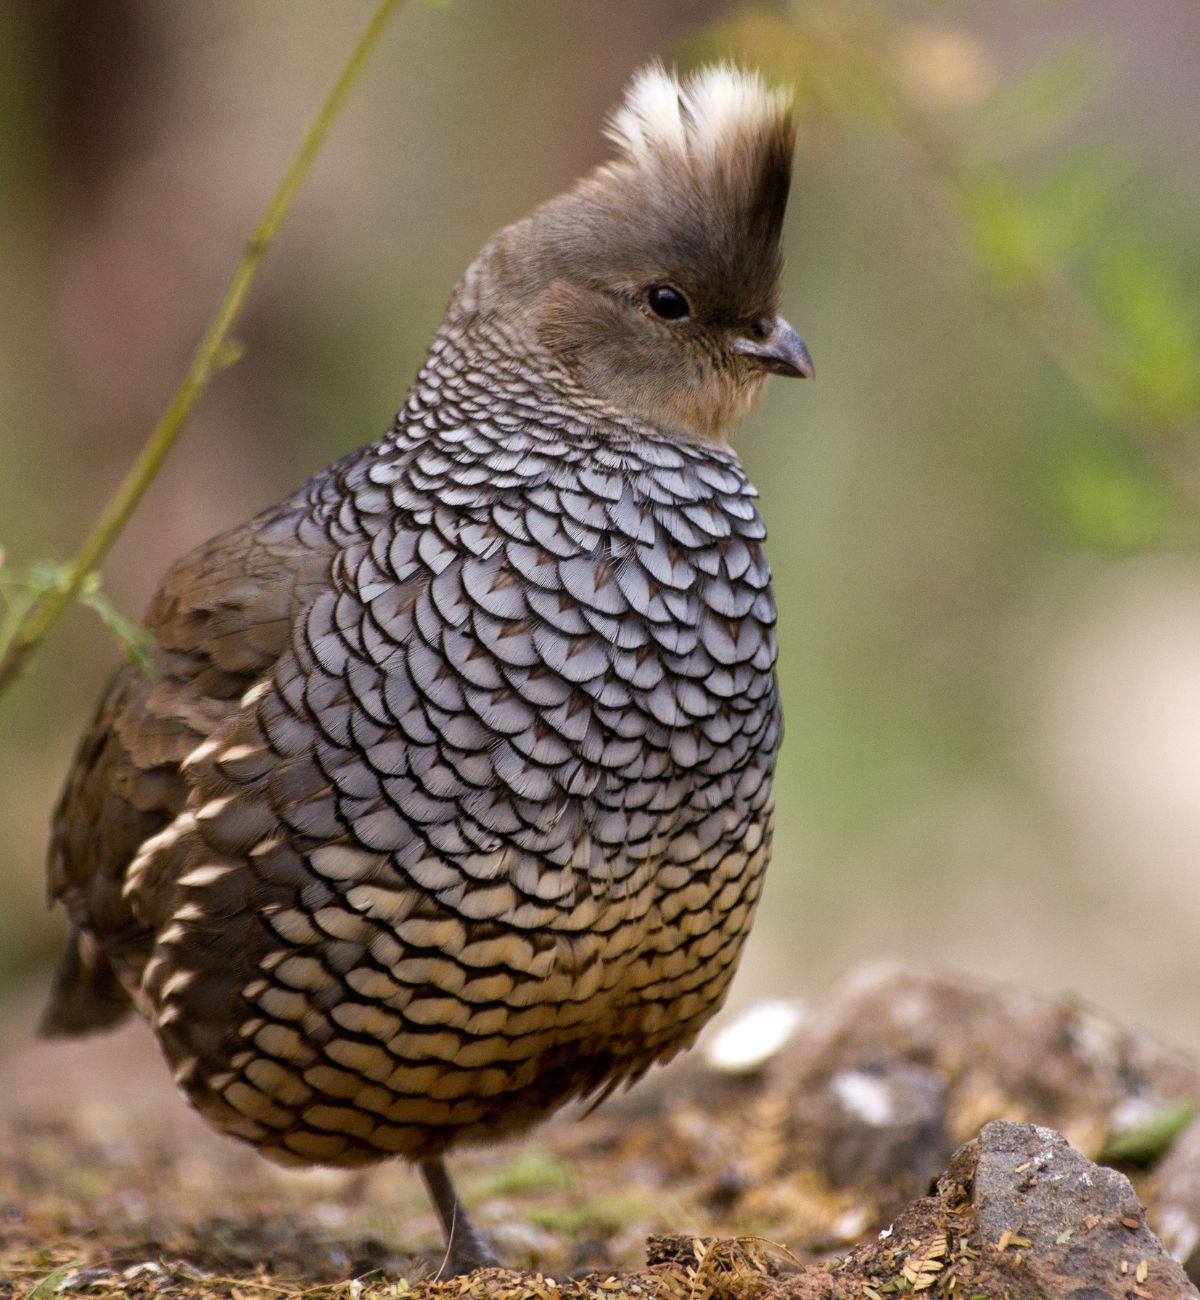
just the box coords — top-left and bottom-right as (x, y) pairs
(733, 316), (815, 379)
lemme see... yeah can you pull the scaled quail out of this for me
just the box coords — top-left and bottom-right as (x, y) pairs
(44, 64), (813, 1272)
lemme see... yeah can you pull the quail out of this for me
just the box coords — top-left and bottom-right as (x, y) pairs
(43, 64), (813, 1273)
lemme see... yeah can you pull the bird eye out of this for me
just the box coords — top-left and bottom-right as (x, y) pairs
(646, 285), (691, 322)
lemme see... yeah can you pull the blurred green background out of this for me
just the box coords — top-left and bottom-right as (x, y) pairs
(2, 0), (1200, 1051)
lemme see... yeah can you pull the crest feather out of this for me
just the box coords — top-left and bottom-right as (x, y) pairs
(495, 62), (796, 327)
(605, 63), (793, 172)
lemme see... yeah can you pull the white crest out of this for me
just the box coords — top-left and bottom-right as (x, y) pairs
(605, 63), (792, 169)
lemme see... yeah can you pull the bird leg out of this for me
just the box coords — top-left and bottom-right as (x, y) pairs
(419, 1156), (500, 1275)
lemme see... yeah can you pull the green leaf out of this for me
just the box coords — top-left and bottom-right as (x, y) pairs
(967, 43), (1106, 161)
(0, 559), (150, 671)
(21, 1264), (80, 1300)
(959, 157), (1118, 292)
(958, 171), (1042, 290)
(1051, 446), (1175, 552)
(1091, 241), (1200, 428)
(211, 336), (245, 371)
(1034, 154), (1120, 266)
(77, 573), (151, 671)
(1100, 1100), (1196, 1166)
(0, 555), (61, 653)
(470, 1149), (577, 1198)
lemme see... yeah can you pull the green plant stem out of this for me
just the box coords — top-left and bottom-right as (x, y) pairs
(0, 0), (404, 698)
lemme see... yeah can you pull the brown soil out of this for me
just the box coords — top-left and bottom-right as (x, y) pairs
(0, 995), (840, 1299)
(5, 965), (1200, 1299)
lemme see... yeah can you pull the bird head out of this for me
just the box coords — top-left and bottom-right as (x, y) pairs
(453, 63), (811, 445)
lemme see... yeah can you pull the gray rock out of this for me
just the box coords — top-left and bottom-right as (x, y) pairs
(772, 963), (1200, 1159)
(836, 1120), (1198, 1298)
(1152, 1115), (1200, 1284)
(961, 1120), (1197, 1299)
(817, 1057), (951, 1195)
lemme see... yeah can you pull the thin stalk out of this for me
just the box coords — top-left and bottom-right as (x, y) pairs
(0, 0), (405, 696)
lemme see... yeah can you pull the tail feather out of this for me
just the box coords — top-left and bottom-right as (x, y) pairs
(39, 928), (132, 1038)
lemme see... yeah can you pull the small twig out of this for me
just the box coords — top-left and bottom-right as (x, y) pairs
(0, 0), (405, 698)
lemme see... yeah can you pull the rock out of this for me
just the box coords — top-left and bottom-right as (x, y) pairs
(582, 964), (1200, 1257)
(836, 1120), (1199, 1299)
(968, 1120), (1195, 1298)
(812, 1057), (951, 1196)
(771, 962), (1200, 1161)
(1152, 1116), (1200, 1284)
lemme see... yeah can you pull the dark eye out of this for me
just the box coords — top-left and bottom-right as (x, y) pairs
(646, 285), (691, 321)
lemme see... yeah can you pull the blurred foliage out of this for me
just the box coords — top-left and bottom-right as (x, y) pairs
(1, 0), (1199, 1039)
(0, 556), (150, 672)
(0, 0), (403, 700)
(3, 0), (1198, 678)
(695, 1), (1200, 552)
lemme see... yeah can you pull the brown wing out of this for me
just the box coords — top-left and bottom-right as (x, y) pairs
(42, 497), (336, 1035)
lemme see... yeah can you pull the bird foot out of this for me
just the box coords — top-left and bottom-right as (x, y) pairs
(442, 1224), (500, 1277)
(420, 1155), (502, 1277)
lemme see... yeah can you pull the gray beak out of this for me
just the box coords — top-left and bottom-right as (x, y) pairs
(733, 316), (815, 379)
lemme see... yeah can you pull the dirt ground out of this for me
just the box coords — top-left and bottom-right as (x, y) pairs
(0, 988), (846, 1299)
(5, 966), (1200, 1299)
